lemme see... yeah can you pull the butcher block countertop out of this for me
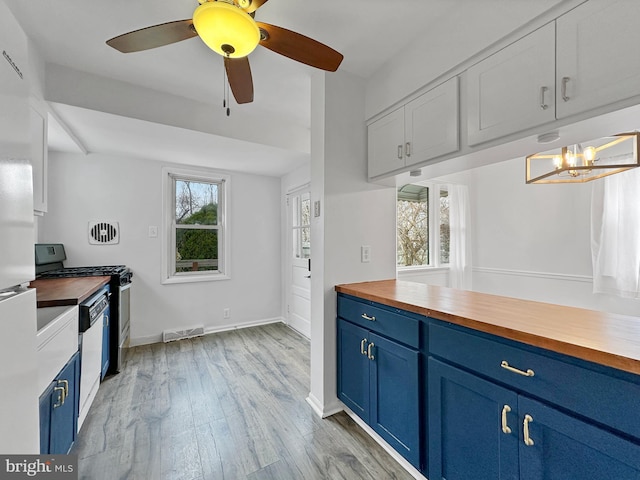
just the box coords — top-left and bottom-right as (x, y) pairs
(30, 276), (110, 308)
(336, 279), (640, 376)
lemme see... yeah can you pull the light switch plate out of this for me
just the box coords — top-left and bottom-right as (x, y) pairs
(361, 245), (371, 263)
(148, 226), (158, 238)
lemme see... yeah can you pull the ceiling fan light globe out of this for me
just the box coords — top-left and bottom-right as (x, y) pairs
(193, 2), (260, 58)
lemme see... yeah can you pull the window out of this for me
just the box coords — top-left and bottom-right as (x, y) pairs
(291, 191), (311, 260)
(397, 183), (449, 268)
(162, 167), (229, 283)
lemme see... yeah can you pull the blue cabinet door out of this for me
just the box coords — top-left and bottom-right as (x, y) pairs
(50, 352), (80, 455)
(337, 319), (370, 422)
(370, 332), (420, 468)
(101, 305), (110, 380)
(429, 357), (519, 480)
(39, 382), (55, 454)
(518, 396), (640, 480)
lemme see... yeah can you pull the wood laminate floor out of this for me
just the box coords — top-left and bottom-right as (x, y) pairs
(71, 323), (414, 480)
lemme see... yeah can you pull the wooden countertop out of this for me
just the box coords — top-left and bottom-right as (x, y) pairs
(30, 277), (110, 308)
(336, 279), (640, 376)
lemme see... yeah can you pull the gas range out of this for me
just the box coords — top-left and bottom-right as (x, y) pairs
(37, 265), (132, 286)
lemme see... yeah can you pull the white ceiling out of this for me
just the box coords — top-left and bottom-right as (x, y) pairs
(5, 0), (565, 177)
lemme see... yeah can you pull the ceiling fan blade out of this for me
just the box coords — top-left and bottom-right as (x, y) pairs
(224, 57), (254, 104)
(235, 0), (269, 14)
(256, 22), (343, 72)
(106, 20), (197, 53)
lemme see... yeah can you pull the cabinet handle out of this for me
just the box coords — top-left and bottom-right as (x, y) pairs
(367, 342), (375, 361)
(501, 360), (534, 377)
(360, 338), (368, 355)
(57, 379), (69, 399)
(561, 77), (570, 102)
(361, 313), (376, 322)
(523, 414), (535, 446)
(53, 386), (66, 408)
(105, 314), (109, 327)
(539, 86), (548, 110)
(501, 404), (512, 434)
(397, 145), (403, 159)
(405, 142), (411, 157)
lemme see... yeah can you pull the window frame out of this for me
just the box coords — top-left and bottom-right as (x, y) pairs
(396, 182), (449, 271)
(162, 166), (230, 284)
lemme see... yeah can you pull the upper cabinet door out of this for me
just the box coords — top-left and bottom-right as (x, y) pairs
(467, 23), (555, 146)
(405, 76), (459, 167)
(556, 0), (640, 119)
(367, 107), (405, 178)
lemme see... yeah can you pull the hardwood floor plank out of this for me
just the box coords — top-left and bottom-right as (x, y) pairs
(72, 323), (414, 480)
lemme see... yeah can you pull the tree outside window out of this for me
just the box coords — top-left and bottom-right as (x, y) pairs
(397, 184), (449, 268)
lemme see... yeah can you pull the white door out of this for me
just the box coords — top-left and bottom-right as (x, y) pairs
(286, 188), (311, 338)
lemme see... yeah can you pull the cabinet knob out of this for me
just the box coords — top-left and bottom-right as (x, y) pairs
(501, 404), (512, 434)
(360, 338), (368, 355)
(523, 414), (535, 446)
(539, 86), (549, 110)
(367, 342), (375, 361)
(561, 77), (571, 102)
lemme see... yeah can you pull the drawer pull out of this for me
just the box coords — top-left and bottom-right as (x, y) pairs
(523, 414), (535, 446)
(361, 313), (376, 322)
(501, 360), (535, 377)
(53, 386), (66, 408)
(360, 338), (368, 355)
(501, 404), (512, 434)
(367, 342), (375, 361)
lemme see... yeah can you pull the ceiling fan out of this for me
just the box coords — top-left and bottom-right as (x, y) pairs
(106, 0), (344, 109)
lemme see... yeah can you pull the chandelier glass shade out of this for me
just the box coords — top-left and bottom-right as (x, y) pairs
(193, 1), (260, 58)
(526, 132), (640, 184)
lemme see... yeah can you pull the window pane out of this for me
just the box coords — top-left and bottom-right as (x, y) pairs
(175, 228), (218, 272)
(301, 226), (310, 259)
(397, 186), (429, 266)
(440, 189), (450, 264)
(175, 180), (218, 225)
(301, 192), (311, 227)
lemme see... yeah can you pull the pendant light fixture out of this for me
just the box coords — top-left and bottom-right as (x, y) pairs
(526, 132), (640, 184)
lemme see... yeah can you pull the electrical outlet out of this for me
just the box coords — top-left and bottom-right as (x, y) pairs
(223, 308), (230, 319)
(314, 200), (321, 217)
(361, 245), (371, 263)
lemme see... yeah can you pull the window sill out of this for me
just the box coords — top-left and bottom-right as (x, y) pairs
(162, 273), (230, 285)
(397, 266), (450, 275)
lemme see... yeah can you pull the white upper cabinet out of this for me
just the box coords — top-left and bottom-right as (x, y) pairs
(556, 0), (640, 119)
(368, 77), (459, 178)
(30, 100), (47, 214)
(467, 23), (556, 146)
(405, 76), (459, 168)
(368, 107), (405, 178)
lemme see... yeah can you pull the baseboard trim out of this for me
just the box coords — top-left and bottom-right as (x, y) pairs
(129, 317), (286, 347)
(306, 393), (343, 419)
(341, 406), (426, 480)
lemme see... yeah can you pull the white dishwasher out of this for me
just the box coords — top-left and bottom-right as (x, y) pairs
(78, 288), (109, 430)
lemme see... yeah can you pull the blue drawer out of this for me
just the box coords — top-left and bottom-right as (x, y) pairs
(338, 295), (419, 349)
(429, 321), (640, 441)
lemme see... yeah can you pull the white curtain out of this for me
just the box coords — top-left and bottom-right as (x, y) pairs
(448, 184), (472, 290)
(591, 168), (640, 298)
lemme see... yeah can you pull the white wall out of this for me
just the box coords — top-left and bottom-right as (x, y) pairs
(308, 70), (397, 417)
(467, 157), (638, 316)
(41, 152), (283, 344)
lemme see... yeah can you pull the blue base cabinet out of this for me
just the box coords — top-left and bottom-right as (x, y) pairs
(428, 323), (640, 480)
(337, 295), (421, 468)
(39, 351), (80, 455)
(101, 301), (110, 380)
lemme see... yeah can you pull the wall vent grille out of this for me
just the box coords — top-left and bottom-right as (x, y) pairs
(88, 221), (120, 245)
(162, 326), (205, 343)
